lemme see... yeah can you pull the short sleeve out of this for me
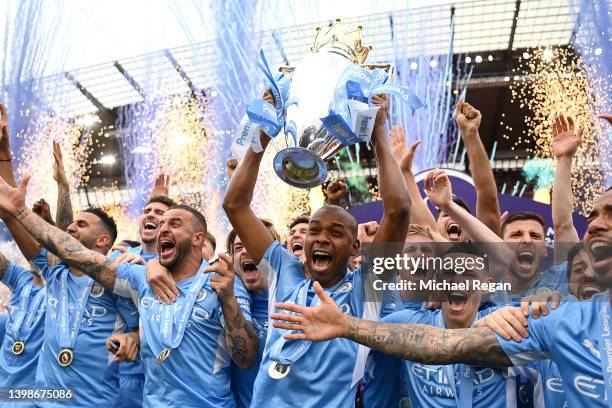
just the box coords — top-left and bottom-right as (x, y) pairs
(107, 250), (122, 261)
(114, 263), (148, 299)
(1, 262), (32, 292)
(114, 295), (140, 328)
(258, 241), (305, 302)
(496, 305), (561, 365)
(29, 249), (51, 279)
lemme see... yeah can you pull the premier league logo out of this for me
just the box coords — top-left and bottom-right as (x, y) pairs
(196, 288), (208, 302)
(91, 283), (105, 298)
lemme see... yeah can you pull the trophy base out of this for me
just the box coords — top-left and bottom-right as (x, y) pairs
(273, 147), (328, 189)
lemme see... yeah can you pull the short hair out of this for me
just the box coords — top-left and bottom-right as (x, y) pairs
(288, 215), (310, 230)
(566, 243), (585, 277)
(147, 195), (176, 208)
(205, 231), (216, 251)
(226, 219), (280, 258)
(167, 204), (207, 233)
(436, 195), (471, 219)
(407, 224), (434, 240)
(118, 239), (140, 248)
(316, 205), (358, 239)
(501, 211), (546, 236)
(84, 208), (118, 244)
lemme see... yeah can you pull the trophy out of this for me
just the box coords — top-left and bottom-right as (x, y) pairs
(233, 19), (422, 189)
(273, 20), (376, 188)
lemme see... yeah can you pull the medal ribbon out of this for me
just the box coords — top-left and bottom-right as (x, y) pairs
(269, 272), (353, 366)
(58, 270), (93, 350)
(11, 284), (32, 341)
(598, 302), (612, 408)
(160, 261), (210, 350)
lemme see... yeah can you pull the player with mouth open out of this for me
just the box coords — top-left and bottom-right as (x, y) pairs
(223, 93), (412, 407)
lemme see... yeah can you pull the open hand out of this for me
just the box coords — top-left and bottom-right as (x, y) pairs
(147, 258), (180, 304)
(390, 125), (421, 173)
(551, 113), (583, 159)
(271, 281), (347, 341)
(424, 169), (452, 209)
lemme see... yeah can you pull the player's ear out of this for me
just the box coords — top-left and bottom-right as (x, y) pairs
(192, 231), (205, 247)
(350, 238), (360, 257)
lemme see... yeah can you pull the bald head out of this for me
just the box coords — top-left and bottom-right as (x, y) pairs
(311, 205), (358, 239)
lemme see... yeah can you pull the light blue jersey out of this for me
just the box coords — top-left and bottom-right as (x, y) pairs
(109, 246), (158, 264)
(108, 245), (155, 406)
(364, 306), (516, 408)
(0, 263), (46, 408)
(231, 289), (268, 408)
(113, 261), (253, 408)
(31, 250), (137, 408)
(251, 241), (382, 408)
(498, 294), (611, 407)
(0, 314), (7, 342)
(512, 359), (567, 408)
(361, 300), (424, 408)
(492, 263), (569, 304)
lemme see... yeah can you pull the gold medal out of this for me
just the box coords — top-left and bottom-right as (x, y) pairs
(57, 348), (74, 367)
(268, 361), (291, 379)
(156, 348), (171, 364)
(11, 340), (25, 356)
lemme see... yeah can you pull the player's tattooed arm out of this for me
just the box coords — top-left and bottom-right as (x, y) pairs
(208, 253), (259, 368)
(272, 281), (513, 368)
(224, 304), (259, 368)
(15, 207), (117, 290)
(344, 317), (513, 368)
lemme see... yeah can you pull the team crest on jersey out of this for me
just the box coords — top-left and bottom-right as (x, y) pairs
(196, 288), (208, 302)
(91, 283), (105, 298)
(335, 282), (353, 294)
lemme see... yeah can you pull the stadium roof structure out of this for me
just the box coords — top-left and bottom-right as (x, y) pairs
(38, 0), (577, 118)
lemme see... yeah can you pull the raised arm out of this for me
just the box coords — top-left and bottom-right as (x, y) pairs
(456, 100), (501, 236)
(0, 176), (117, 290)
(370, 95), (411, 245)
(271, 281), (512, 368)
(222, 93), (275, 263)
(0, 103), (42, 259)
(389, 125), (446, 241)
(424, 169), (513, 282)
(52, 141), (74, 231)
(551, 113), (581, 264)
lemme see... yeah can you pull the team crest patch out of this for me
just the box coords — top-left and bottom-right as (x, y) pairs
(196, 288), (208, 302)
(339, 303), (351, 314)
(335, 282), (353, 294)
(91, 283), (105, 298)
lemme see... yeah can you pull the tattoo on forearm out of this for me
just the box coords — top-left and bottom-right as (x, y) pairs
(56, 185), (74, 231)
(223, 304), (259, 367)
(345, 318), (512, 368)
(16, 208), (116, 290)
